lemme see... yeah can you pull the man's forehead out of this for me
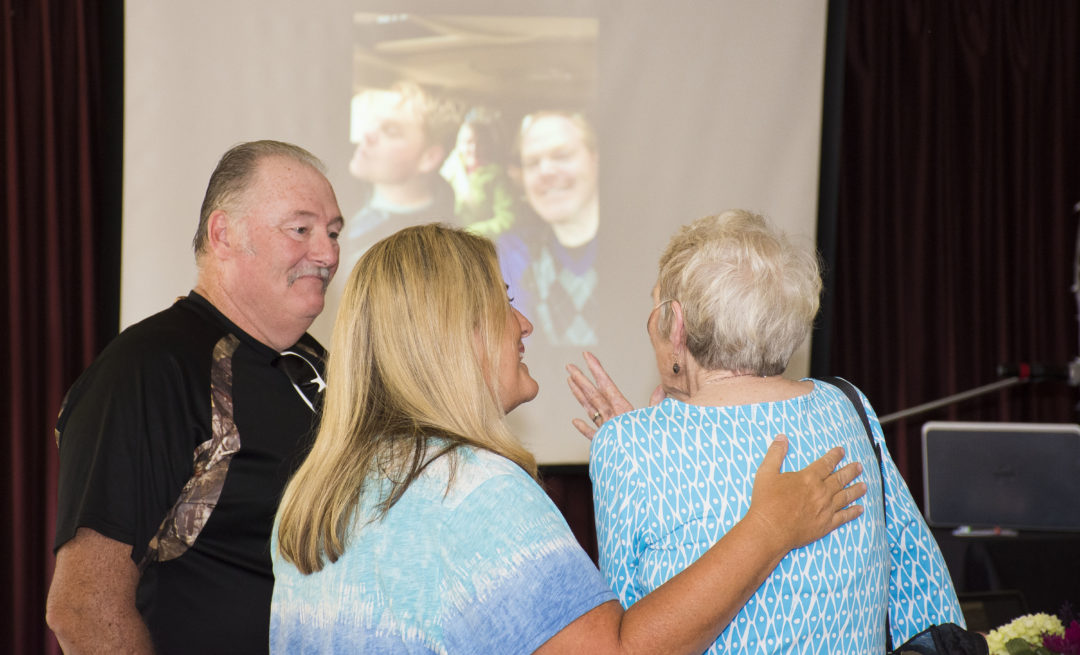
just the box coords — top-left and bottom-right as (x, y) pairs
(351, 90), (422, 130)
(250, 156), (325, 188)
(243, 160), (338, 213)
(522, 117), (582, 152)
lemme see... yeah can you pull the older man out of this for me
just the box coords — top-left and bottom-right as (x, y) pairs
(46, 141), (344, 654)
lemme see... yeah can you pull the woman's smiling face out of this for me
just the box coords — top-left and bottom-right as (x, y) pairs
(493, 303), (539, 414)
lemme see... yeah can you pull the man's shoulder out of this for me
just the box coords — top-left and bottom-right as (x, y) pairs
(60, 296), (233, 407)
(104, 296), (228, 363)
(53, 298), (225, 448)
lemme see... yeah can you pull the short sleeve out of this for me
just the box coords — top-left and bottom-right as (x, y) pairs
(590, 416), (650, 607)
(54, 332), (205, 559)
(55, 352), (149, 550)
(856, 392), (966, 642)
(439, 470), (616, 654)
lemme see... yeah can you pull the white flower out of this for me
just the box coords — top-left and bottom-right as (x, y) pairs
(985, 613), (1065, 655)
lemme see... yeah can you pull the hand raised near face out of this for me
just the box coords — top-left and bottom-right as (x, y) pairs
(566, 351), (666, 439)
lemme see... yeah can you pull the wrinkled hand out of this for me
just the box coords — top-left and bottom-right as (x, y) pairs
(743, 436), (866, 551)
(566, 352), (663, 439)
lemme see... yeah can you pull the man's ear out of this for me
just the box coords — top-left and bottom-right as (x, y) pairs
(206, 210), (238, 259)
(416, 144), (446, 175)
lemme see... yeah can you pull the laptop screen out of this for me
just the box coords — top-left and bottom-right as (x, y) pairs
(922, 421), (1080, 532)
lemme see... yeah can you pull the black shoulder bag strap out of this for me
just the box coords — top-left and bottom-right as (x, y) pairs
(820, 376), (895, 650)
(819, 377), (989, 655)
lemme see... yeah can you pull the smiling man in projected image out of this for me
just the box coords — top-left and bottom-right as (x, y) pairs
(46, 140), (343, 654)
(499, 111), (600, 348)
(521, 111), (599, 243)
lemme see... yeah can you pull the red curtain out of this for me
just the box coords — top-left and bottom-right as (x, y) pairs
(830, 0), (1080, 500)
(2, 1), (121, 652)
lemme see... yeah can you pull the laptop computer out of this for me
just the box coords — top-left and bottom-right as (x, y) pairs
(921, 421), (1080, 532)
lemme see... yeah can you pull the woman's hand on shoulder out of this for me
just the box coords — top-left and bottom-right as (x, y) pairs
(566, 352), (659, 439)
(744, 435), (867, 551)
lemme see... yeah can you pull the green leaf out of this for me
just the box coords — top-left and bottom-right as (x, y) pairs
(1005, 638), (1036, 655)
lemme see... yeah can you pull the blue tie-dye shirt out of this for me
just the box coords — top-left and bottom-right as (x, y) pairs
(590, 379), (964, 654)
(270, 445), (615, 654)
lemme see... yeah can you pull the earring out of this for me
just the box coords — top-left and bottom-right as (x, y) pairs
(672, 362), (680, 375)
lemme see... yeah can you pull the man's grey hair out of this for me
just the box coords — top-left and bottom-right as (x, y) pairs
(192, 140), (326, 257)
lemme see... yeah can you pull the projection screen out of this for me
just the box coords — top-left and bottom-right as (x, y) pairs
(123, 0), (829, 464)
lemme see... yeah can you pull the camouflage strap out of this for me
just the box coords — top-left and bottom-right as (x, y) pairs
(139, 334), (241, 572)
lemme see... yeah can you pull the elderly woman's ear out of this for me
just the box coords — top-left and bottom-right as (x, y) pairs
(666, 300), (688, 358)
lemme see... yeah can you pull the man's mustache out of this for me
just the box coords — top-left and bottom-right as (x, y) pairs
(288, 266), (332, 290)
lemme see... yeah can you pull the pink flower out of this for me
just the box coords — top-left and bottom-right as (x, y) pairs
(1044, 621), (1080, 655)
(1067, 620), (1080, 642)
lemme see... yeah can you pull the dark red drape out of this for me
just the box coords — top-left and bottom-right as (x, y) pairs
(2, 1), (121, 653)
(830, 0), (1080, 501)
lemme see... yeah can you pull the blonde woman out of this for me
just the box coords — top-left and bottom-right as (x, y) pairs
(270, 223), (866, 654)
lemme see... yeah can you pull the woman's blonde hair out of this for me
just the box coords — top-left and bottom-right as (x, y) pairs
(656, 210), (822, 376)
(276, 223), (537, 574)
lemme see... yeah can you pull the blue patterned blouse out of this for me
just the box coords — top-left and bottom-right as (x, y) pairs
(590, 379), (964, 653)
(271, 445), (615, 654)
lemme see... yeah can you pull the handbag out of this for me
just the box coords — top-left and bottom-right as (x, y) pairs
(820, 376), (988, 655)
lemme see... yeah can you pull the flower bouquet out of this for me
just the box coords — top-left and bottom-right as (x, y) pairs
(985, 604), (1079, 655)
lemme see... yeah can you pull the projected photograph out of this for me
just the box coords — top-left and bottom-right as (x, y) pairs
(342, 13), (599, 348)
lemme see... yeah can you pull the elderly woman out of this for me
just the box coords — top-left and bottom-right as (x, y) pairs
(569, 210), (965, 652)
(270, 223), (866, 653)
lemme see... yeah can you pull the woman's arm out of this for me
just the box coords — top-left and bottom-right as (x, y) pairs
(536, 437), (865, 654)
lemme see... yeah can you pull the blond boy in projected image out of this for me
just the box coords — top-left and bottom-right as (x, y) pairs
(342, 80), (462, 267)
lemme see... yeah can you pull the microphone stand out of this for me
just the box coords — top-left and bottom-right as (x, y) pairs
(878, 377), (1024, 426)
